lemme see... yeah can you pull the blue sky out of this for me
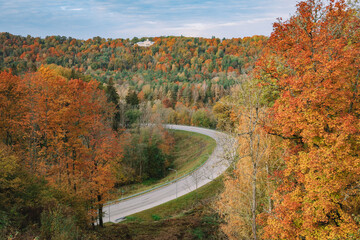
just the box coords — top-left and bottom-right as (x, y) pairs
(1, 0), (299, 39)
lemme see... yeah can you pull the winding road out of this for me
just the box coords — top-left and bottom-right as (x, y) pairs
(103, 124), (236, 223)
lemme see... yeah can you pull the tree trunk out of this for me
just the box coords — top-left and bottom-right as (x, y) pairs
(98, 194), (103, 227)
(252, 162), (257, 240)
(266, 163), (272, 213)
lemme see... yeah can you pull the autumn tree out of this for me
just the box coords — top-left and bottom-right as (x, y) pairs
(256, 0), (360, 239)
(212, 97), (234, 131)
(66, 77), (120, 227)
(0, 70), (26, 146)
(217, 77), (282, 240)
(18, 67), (121, 226)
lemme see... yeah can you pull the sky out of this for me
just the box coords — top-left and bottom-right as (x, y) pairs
(0, 0), (299, 40)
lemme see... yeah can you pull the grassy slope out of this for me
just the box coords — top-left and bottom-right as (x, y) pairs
(115, 130), (216, 199)
(128, 176), (224, 221)
(99, 177), (226, 240)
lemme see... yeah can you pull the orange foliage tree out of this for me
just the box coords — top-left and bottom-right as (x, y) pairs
(257, 0), (360, 238)
(0, 67), (122, 226)
(0, 70), (27, 146)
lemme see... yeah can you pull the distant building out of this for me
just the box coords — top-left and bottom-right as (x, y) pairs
(136, 39), (155, 47)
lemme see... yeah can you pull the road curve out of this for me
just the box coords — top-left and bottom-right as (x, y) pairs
(103, 124), (236, 223)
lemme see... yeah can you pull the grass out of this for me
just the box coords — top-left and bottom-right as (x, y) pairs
(113, 130), (216, 200)
(125, 176), (224, 221)
(99, 177), (226, 239)
(98, 211), (225, 239)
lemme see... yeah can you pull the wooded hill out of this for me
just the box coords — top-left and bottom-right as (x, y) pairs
(0, 33), (266, 106)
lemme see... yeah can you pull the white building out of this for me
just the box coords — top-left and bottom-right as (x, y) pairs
(136, 39), (155, 47)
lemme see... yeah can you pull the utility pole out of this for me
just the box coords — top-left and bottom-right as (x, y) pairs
(168, 168), (178, 198)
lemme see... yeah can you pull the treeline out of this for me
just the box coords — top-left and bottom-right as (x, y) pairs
(217, 0), (360, 239)
(0, 33), (266, 107)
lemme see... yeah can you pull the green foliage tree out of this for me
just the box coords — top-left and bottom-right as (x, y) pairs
(125, 91), (139, 106)
(146, 142), (166, 179)
(106, 78), (121, 131)
(125, 109), (141, 128)
(191, 108), (216, 129)
(121, 126), (174, 183)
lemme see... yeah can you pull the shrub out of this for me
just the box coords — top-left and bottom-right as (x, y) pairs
(40, 206), (79, 240)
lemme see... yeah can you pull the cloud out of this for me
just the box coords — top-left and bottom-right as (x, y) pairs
(69, 8), (83, 11)
(144, 21), (157, 24)
(165, 17), (276, 33)
(0, 0), (299, 39)
(61, 6), (84, 11)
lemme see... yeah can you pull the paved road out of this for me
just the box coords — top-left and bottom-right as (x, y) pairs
(103, 124), (236, 223)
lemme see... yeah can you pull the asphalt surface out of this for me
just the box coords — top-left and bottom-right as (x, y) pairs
(103, 124), (236, 223)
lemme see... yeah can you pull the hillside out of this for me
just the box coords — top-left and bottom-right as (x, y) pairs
(0, 33), (266, 106)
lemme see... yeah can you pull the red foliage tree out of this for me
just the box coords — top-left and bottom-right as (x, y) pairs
(257, 1), (360, 238)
